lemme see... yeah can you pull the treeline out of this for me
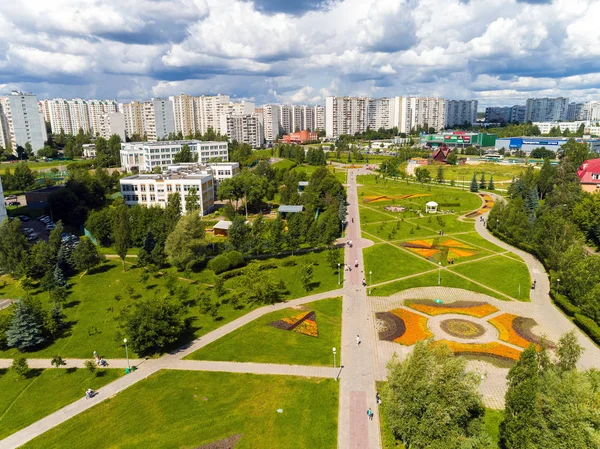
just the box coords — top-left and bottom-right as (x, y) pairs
(488, 138), (600, 340)
(129, 128), (229, 143)
(275, 144), (327, 166)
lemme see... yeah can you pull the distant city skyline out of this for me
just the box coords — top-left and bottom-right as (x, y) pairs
(1, 0), (600, 108)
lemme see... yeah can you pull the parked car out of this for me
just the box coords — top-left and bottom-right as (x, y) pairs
(17, 215), (30, 221)
(27, 233), (39, 242)
(7, 201), (20, 207)
(40, 217), (51, 224)
(5, 195), (16, 200)
(22, 228), (35, 235)
(46, 223), (56, 231)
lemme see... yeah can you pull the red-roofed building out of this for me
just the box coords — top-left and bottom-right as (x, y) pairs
(281, 130), (318, 144)
(577, 158), (600, 193)
(431, 145), (452, 164)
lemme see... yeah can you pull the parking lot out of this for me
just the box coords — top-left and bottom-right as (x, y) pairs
(18, 215), (79, 247)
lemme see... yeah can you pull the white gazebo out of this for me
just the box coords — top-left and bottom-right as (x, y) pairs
(425, 201), (439, 214)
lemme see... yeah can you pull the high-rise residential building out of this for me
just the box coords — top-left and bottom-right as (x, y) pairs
(97, 112), (126, 140)
(581, 102), (600, 122)
(314, 105), (325, 131)
(367, 98), (395, 130)
(567, 102), (585, 121)
(394, 97), (446, 134)
(325, 96), (368, 138)
(445, 100), (478, 128)
(525, 97), (569, 122)
(87, 100), (117, 136)
(42, 98), (72, 134)
(68, 99), (91, 134)
(485, 106), (527, 123)
(197, 94), (230, 134)
(302, 105), (315, 132)
(170, 94), (197, 137)
(262, 104), (280, 142)
(150, 98), (175, 140)
(0, 176), (7, 223)
(510, 105), (527, 124)
(279, 104), (293, 135)
(121, 101), (145, 138)
(291, 105), (304, 132)
(220, 113), (263, 148)
(0, 91), (47, 153)
(226, 101), (255, 116)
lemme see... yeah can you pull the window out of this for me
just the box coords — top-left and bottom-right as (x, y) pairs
(176, 185), (181, 192)
(167, 185), (172, 192)
(149, 185), (155, 192)
(592, 173), (600, 180)
(142, 195), (147, 201)
(150, 195), (156, 201)
(141, 185), (146, 192)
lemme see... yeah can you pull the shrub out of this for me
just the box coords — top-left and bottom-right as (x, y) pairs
(258, 263), (277, 271)
(219, 267), (245, 280)
(551, 292), (581, 317)
(282, 259), (296, 267)
(574, 314), (600, 345)
(225, 251), (244, 269)
(208, 254), (232, 274)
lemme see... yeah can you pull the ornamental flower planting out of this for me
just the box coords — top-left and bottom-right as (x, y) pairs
(465, 194), (495, 218)
(406, 299), (499, 318)
(400, 238), (478, 260)
(269, 311), (319, 338)
(436, 339), (522, 361)
(387, 308), (432, 345)
(440, 319), (485, 339)
(363, 193), (432, 204)
(488, 313), (543, 349)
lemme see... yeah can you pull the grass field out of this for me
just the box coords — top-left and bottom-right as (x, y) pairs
(0, 368), (122, 440)
(0, 160), (72, 175)
(23, 370), (339, 449)
(271, 159), (296, 170)
(438, 162), (530, 182)
(452, 232), (508, 253)
(362, 220), (440, 242)
(449, 255), (531, 301)
(363, 244), (434, 284)
(0, 251), (340, 359)
(186, 297), (342, 365)
(484, 409), (504, 446)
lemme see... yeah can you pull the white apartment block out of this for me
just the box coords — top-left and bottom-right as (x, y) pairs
(367, 98), (395, 130)
(197, 94), (230, 135)
(170, 94), (197, 137)
(302, 105), (315, 132)
(394, 96), (446, 134)
(120, 140), (229, 172)
(220, 113), (263, 148)
(445, 100), (478, 128)
(82, 143), (96, 158)
(314, 105), (325, 131)
(584, 102), (600, 122)
(42, 99), (72, 134)
(68, 99), (91, 134)
(0, 91), (47, 152)
(39, 98), (117, 136)
(585, 126), (600, 136)
(226, 101), (255, 116)
(121, 101), (145, 137)
(97, 112), (126, 140)
(325, 96), (368, 138)
(120, 165), (215, 215)
(525, 97), (569, 122)
(0, 176), (7, 223)
(144, 98), (175, 141)
(533, 121), (589, 134)
(291, 105), (304, 132)
(262, 104), (280, 142)
(279, 105), (293, 135)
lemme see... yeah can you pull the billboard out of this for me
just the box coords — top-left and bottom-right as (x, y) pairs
(444, 134), (471, 144)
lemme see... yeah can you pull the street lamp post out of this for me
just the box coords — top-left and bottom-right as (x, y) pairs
(462, 175), (465, 191)
(369, 270), (372, 295)
(124, 338), (131, 373)
(557, 278), (561, 294)
(438, 262), (442, 285)
(338, 263), (341, 285)
(333, 347), (337, 381)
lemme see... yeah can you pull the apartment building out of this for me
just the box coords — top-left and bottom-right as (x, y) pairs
(97, 112), (126, 140)
(582, 102), (600, 122)
(302, 106), (315, 132)
(120, 165), (215, 215)
(567, 103), (584, 121)
(314, 105), (325, 131)
(291, 105), (304, 132)
(325, 96), (368, 138)
(197, 94), (230, 134)
(170, 94), (197, 137)
(533, 121), (589, 134)
(120, 140), (229, 172)
(121, 101), (145, 137)
(367, 97), (395, 130)
(261, 104), (280, 142)
(279, 105), (293, 135)
(42, 99), (72, 134)
(0, 91), (47, 152)
(68, 99), (91, 134)
(394, 97), (446, 134)
(220, 113), (263, 148)
(0, 176), (7, 223)
(445, 100), (478, 128)
(525, 97), (569, 122)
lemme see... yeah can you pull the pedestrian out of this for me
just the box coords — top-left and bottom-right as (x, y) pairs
(362, 278), (366, 287)
(356, 334), (361, 346)
(367, 408), (373, 421)
(376, 392), (382, 405)
(349, 240), (353, 247)
(352, 217), (354, 223)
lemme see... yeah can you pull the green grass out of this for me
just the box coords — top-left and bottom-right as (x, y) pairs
(271, 159), (296, 170)
(96, 246), (141, 255)
(363, 220), (439, 242)
(484, 408), (504, 447)
(449, 255), (531, 301)
(369, 269), (509, 301)
(186, 297), (342, 365)
(452, 232), (507, 253)
(23, 370), (339, 449)
(0, 368), (122, 440)
(0, 251), (340, 359)
(438, 162), (530, 182)
(358, 207), (397, 224)
(0, 160), (73, 175)
(404, 215), (476, 234)
(363, 244), (434, 284)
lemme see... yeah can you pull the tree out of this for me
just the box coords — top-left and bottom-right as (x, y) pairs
(72, 237), (104, 274)
(113, 203), (130, 271)
(487, 175), (495, 191)
(327, 247), (341, 270)
(185, 187), (199, 214)
(436, 166), (444, 184)
(120, 296), (186, 355)
(227, 215), (251, 253)
(300, 262), (314, 291)
(12, 161), (36, 190)
(84, 359), (96, 375)
(51, 355), (66, 369)
(173, 144), (196, 163)
(479, 172), (486, 190)
(383, 340), (492, 449)
(0, 218), (29, 278)
(6, 297), (46, 351)
(537, 158), (556, 200)
(470, 172), (479, 192)
(556, 330), (583, 372)
(11, 356), (29, 378)
(530, 147), (556, 159)
(414, 167), (431, 183)
(165, 213), (208, 271)
(446, 152), (458, 165)
(214, 276), (225, 297)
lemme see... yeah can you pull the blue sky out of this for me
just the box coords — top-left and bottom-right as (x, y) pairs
(0, 0), (599, 107)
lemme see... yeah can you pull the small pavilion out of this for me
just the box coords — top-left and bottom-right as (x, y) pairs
(425, 201), (439, 214)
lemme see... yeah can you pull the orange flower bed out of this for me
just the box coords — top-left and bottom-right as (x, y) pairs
(406, 239), (434, 248)
(488, 313), (538, 349)
(389, 308), (432, 345)
(407, 301), (499, 318)
(406, 247), (439, 258)
(294, 317), (319, 337)
(449, 248), (476, 258)
(281, 311), (311, 326)
(436, 340), (521, 361)
(438, 239), (468, 248)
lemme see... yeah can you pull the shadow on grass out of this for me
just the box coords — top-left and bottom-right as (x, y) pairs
(64, 300), (81, 309)
(25, 369), (43, 380)
(88, 263), (117, 276)
(66, 367), (77, 374)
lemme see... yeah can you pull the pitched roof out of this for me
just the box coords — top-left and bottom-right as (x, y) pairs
(577, 159), (600, 184)
(278, 205), (304, 213)
(432, 146), (452, 161)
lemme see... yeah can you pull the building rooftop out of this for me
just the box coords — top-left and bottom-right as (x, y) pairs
(577, 159), (600, 184)
(278, 205), (304, 213)
(122, 164), (213, 181)
(213, 220), (233, 230)
(122, 140), (227, 147)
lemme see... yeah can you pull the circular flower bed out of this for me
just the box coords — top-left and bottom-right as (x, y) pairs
(440, 319), (485, 339)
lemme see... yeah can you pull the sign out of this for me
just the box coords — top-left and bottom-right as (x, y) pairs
(522, 140), (559, 146)
(444, 135), (471, 143)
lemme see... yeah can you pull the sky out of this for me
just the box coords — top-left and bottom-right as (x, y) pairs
(1, 0), (600, 107)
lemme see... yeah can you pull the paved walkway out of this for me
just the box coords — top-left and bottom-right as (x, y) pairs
(337, 168), (382, 449)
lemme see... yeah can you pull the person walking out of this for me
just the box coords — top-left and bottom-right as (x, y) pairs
(356, 334), (361, 346)
(367, 408), (373, 421)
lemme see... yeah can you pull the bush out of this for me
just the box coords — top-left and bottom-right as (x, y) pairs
(282, 259), (296, 267)
(208, 255), (232, 274)
(551, 292), (581, 317)
(219, 267), (245, 280)
(258, 263), (277, 271)
(574, 314), (600, 345)
(225, 251), (244, 269)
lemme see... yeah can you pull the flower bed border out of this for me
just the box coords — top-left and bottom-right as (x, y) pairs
(488, 313), (541, 349)
(436, 339), (521, 361)
(406, 300), (499, 318)
(440, 318), (486, 339)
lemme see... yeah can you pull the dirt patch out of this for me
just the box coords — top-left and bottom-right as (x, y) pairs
(195, 434), (242, 449)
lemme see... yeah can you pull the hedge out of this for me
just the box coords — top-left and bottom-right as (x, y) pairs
(574, 314), (600, 345)
(208, 254), (231, 274)
(551, 292), (581, 317)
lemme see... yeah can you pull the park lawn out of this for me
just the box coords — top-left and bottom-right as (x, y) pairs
(96, 246), (141, 256)
(359, 206), (397, 224)
(452, 232), (507, 253)
(440, 162), (530, 182)
(363, 244), (434, 284)
(23, 370), (339, 449)
(392, 240), (494, 267)
(186, 297), (342, 365)
(449, 255), (531, 301)
(363, 220), (439, 242)
(0, 368), (122, 440)
(0, 160), (73, 175)
(271, 159), (296, 170)
(369, 269), (508, 301)
(403, 216), (475, 235)
(484, 408), (504, 447)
